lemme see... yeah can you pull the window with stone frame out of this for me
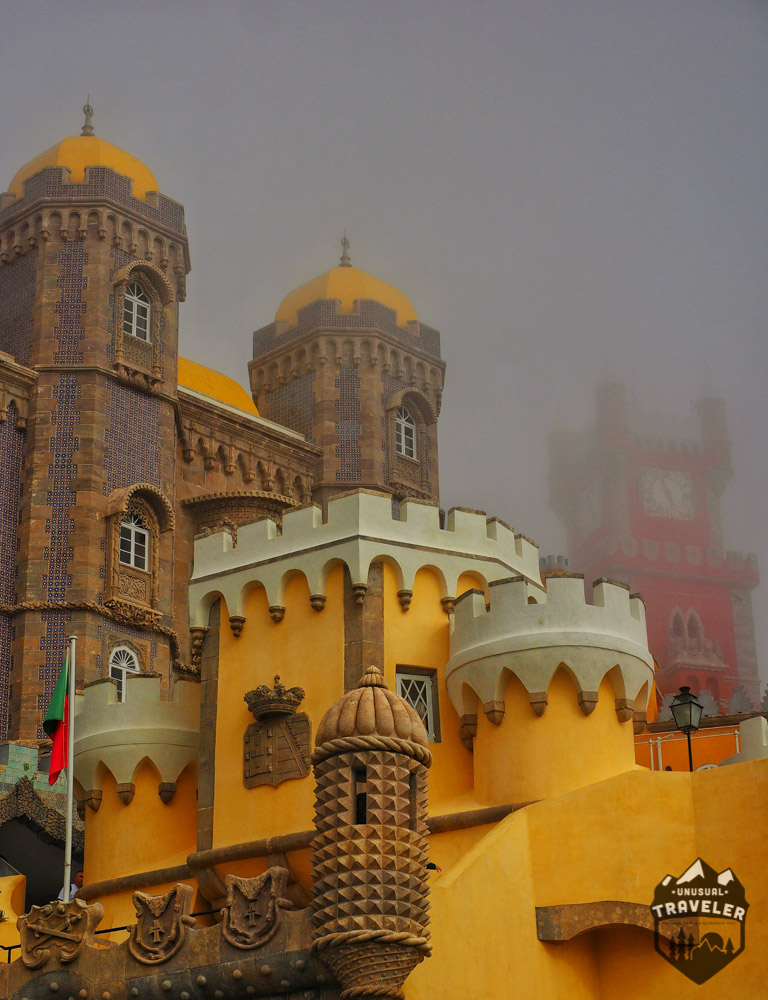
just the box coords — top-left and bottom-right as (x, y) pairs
(396, 667), (440, 742)
(123, 282), (151, 341)
(119, 509), (150, 571)
(395, 406), (417, 459)
(109, 645), (140, 702)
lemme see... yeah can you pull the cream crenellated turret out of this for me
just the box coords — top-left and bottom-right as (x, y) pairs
(447, 573), (654, 803)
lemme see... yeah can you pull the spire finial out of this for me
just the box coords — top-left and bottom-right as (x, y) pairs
(339, 230), (351, 267)
(81, 97), (94, 137)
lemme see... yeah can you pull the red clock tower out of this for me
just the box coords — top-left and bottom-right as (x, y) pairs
(549, 382), (760, 711)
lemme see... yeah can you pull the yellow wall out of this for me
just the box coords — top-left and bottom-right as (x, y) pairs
(0, 873), (26, 950)
(382, 564), (475, 809)
(407, 759), (767, 999)
(84, 760), (198, 930)
(473, 670), (638, 805)
(212, 566), (346, 847)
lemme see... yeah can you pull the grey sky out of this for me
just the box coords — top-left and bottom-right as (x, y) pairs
(1, 0), (766, 683)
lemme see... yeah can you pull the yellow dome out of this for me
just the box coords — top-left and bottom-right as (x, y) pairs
(177, 357), (259, 416)
(276, 265), (418, 329)
(8, 135), (158, 201)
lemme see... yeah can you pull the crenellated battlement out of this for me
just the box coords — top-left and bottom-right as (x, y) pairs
(73, 675), (199, 809)
(446, 573), (653, 727)
(190, 489), (542, 626)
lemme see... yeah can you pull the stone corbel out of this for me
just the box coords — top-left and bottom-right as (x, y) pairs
(577, 691), (599, 716)
(158, 782), (177, 804)
(269, 605), (286, 623)
(352, 583), (367, 605)
(397, 589), (413, 611)
(229, 615), (245, 636)
(116, 782), (136, 805)
(85, 789), (102, 812)
(190, 626), (208, 669)
(483, 700), (505, 726)
(529, 691), (548, 717)
(440, 596), (455, 614)
(614, 698), (634, 724)
(459, 713), (477, 751)
(309, 595), (326, 611)
(98, 228), (107, 241)
(632, 709), (647, 735)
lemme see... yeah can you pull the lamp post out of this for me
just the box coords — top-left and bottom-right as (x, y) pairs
(670, 686), (704, 772)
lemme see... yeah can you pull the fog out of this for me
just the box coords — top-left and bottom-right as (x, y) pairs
(1, 0), (765, 687)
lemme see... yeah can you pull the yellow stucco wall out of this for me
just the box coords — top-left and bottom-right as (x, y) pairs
(406, 760), (767, 999)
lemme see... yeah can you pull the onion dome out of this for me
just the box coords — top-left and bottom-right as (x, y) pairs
(8, 105), (158, 201)
(275, 237), (418, 330)
(315, 666), (428, 748)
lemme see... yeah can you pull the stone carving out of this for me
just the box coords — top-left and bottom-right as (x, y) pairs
(18, 898), (103, 968)
(119, 574), (148, 602)
(243, 677), (311, 788)
(221, 868), (291, 949)
(128, 883), (195, 964)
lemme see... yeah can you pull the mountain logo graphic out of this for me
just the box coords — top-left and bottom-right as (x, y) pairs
(651, 858), (748, 983)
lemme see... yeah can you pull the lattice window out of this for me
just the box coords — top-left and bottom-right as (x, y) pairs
(396, 670), (438, 741)
(123, 282), (150, 341)
(109, 646), (139, 702)
(119, 510), (149, 570)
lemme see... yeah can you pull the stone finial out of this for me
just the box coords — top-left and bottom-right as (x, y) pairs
(81, 98), (95, 137)
(339, 230), (351, 267)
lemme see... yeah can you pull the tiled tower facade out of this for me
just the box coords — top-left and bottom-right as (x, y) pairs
(0, 121), (321, 745)
(0, 148), (190, 740)
(249, 245), (446, 510)
(549, 382), (760, 712)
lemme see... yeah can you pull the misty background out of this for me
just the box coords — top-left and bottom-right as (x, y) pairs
(1, 0), (765, 687)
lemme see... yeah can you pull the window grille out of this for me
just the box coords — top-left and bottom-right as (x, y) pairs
(395, 407), (416, 459)
(397, 671), (437, 741)
(119, 510), (149, 570)
(109, 646), (140, 702)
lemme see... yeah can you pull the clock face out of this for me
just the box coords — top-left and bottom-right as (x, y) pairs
(640, 468), (694, 519)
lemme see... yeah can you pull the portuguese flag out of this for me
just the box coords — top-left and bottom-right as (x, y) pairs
(43, 654), (70, 786)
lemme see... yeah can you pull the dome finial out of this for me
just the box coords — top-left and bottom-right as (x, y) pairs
(81, 97), (95, 137)
(339, 229), (351, 267)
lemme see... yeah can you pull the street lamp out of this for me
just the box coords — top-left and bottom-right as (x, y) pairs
(670, 686), (704, 772)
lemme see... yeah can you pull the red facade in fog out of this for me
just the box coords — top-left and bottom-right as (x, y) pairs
(549, 383), (760, 712)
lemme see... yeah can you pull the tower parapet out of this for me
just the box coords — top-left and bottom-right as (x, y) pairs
(190, 489), (542, 627)
(446, 574), (654, 803)
(74, 674), (199, 809)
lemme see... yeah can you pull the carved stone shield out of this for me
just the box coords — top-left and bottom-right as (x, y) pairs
(128, 883), (195, 964)
(18, 898), (103, 969)
(222, 868), (290, 949)
(243, 713), (311, 788)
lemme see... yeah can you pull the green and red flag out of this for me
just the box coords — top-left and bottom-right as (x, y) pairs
(43, 653), (70, 786)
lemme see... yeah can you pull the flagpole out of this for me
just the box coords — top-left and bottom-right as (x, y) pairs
(63, 635), (77, 903)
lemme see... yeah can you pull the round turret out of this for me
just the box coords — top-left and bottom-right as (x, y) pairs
(311, 666), (432, 1000)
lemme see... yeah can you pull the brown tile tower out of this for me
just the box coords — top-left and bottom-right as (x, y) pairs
(311, 665), (432, 998)
(249, 238), (446, 511)
(0, 108), (190, 739)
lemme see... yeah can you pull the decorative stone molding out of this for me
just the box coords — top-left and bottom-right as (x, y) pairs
(446, 575), (654, 724)
(74, 676), (200, 804)
(229, 615), (246, 636)
(309, 594), (326, 611)
(397, 588), (413, 611)
(190, 489), (542, 627)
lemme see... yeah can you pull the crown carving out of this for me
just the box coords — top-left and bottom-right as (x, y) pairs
(244, 675), (305, 719)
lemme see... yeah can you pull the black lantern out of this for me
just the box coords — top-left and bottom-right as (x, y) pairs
(670, 686), (704, 771)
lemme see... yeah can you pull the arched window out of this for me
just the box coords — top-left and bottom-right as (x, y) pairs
(119, 509), (149, 571)
(687, 615), (701, 641)
(109, 646), (140, 701)
(395, 407), (417, 459)
(671, 613), (684, 638)
(123, 282), (151, 341)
